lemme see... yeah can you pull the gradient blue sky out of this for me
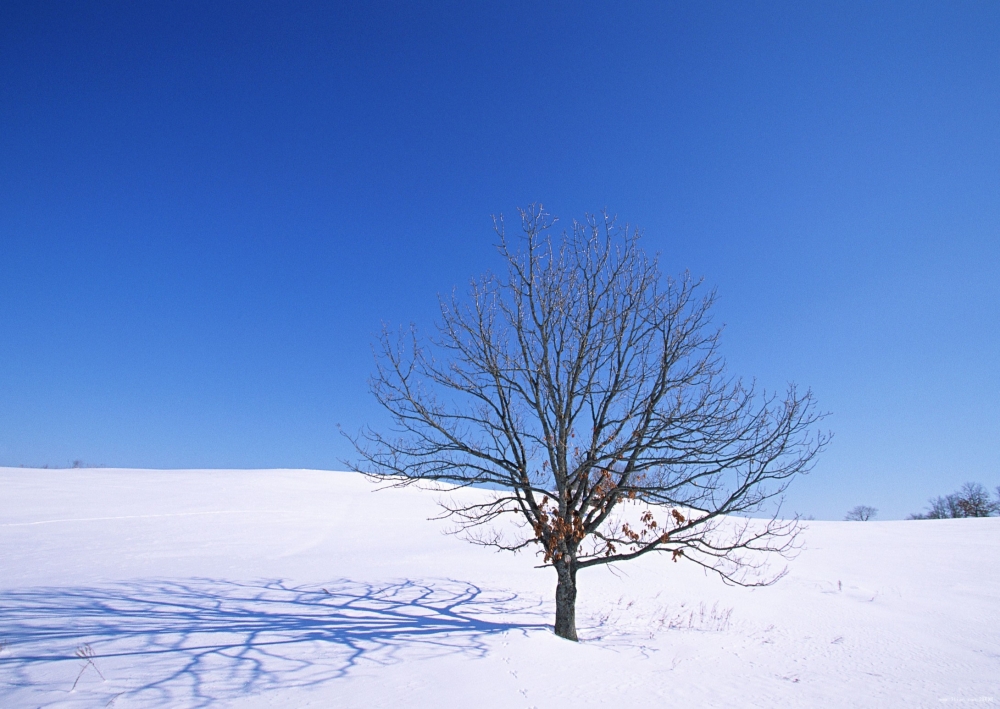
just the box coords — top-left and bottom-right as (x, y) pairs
(1, 2), (998, 519)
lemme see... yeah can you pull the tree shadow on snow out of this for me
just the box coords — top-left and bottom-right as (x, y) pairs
(0, 577), (547, 707)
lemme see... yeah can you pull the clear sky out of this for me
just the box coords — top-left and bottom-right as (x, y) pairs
(1, 2), (997, 520)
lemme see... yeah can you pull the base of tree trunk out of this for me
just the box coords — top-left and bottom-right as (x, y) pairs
(554, 564), (579, 641)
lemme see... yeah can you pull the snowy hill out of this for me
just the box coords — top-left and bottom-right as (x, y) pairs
(1, 467), (998, 708)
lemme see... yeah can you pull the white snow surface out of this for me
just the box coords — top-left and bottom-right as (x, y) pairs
(1, 467), (998, 708)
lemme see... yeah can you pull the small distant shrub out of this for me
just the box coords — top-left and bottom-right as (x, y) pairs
(845, 505), (877, 521)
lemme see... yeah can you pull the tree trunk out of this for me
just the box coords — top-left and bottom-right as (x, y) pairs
(554, 559), (578, 641)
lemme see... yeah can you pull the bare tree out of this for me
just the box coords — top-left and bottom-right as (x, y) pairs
(351, 206), (828, 641)
(954, 482), (999, 517)
(909, 482), (999, 519)
(844, 505), (877, 521)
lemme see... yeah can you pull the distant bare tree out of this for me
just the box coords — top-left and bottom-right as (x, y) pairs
(953, 482), (998, 517)
(908, 482), (998, 519)
(352, 206), (828, 641)
(844, 505), (877, 521)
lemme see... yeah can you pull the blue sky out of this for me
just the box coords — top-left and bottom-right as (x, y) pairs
(1, 1), (997, 519)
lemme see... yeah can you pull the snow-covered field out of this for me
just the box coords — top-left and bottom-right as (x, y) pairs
(1, 468), (997, 708)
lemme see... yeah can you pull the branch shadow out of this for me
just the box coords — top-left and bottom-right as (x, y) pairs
(0, 577), (548, 707)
